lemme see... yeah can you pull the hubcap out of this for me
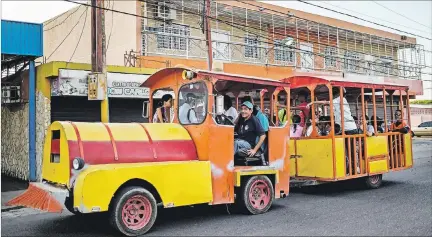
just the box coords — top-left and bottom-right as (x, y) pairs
(370, 175), (380, 184)
(248, 180), (271, 210)
(121, 195), (152, 230)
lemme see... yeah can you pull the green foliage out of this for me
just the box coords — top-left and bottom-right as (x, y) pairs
(410, 100), (432, 105)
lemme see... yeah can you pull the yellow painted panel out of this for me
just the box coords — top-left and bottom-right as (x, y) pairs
(42, 122), (71, 186)
(366, 136), (388, 157)
(107, 123), (149, 141)
(143, 123), (191, 141)
(234, 169), (278, 187)
(296, 139), (334, 178)
(335, 138), (346, 178)
(59, 122), (78, 141)
(289, 139), (296, 177)
(73, 161), (213, 212)
(74, 123), (111, 141)
(369, 159), (388, 174)
(404, 134), (413, 167)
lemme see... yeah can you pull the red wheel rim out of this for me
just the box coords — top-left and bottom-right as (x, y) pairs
(121, 195), (152, 230)
(370, 175), (380, 184)
(248, 179), (271, 210)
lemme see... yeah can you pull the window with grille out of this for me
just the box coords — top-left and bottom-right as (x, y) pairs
(151, 23), (190, 50)
(274, 39), (295, 64)
(344, 51), (361, 72)
(324, 47), (337, 68)
(244, 35), (260, 58)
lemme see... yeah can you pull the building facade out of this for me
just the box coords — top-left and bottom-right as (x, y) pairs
(41, 0), (426, 94)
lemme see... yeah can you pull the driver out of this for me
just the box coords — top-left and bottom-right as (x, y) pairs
(179, 93), (198, 124)
(234, 101), (266, 157)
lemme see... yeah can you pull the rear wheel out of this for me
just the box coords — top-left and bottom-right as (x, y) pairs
(238, 175), (274, 215)
(364, 174), (383, 189)
(110, 186), (157, 236)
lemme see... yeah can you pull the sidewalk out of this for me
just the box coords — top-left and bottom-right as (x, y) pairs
(1, 175), (28, 211)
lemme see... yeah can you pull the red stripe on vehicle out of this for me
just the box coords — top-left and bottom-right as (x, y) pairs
(66, 140), (197, 164)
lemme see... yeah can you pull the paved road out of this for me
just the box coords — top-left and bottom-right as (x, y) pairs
(2, 138), (431, 236)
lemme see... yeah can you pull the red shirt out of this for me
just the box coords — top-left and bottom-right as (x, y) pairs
(298, 102), (310, 127)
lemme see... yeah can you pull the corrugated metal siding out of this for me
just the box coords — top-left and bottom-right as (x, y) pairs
(1, 20), (43, 57)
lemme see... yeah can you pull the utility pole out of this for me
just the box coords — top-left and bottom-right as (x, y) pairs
(204, 0), (213, 71)
(90, 0), (109, 122)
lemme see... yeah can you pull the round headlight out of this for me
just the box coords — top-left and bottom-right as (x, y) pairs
(73, 157), (85, 170)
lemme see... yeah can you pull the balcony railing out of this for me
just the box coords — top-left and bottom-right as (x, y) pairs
(142, 31), (423, 79)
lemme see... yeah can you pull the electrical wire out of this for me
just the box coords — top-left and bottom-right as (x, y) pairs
(44, 5), (82, 31)
(46, 7), (88, 61)
(64, 0), (432, 80)
(106, 0), (115, 51)
(68, 7), (89, 63)
(146, 0), (432, 72)
(317, 1), (432, 35)
(294, 0), (431, 40)
(231, 0), (432, 68)
(372, 1), (432, 30)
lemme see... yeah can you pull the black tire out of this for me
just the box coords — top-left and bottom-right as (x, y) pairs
(238, 175), (274, 215)
(109, 186), (157, 236)
(364, 174), (383, 189)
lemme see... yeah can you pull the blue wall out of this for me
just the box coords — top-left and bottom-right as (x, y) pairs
(1, 20), (43, 57)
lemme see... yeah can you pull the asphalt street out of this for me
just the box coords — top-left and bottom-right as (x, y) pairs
(1, 138), (431, 236)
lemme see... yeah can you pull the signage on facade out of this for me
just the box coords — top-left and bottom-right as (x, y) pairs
(51, 69), (151, 98)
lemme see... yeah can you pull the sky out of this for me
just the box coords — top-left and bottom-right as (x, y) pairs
(1, 0), (431, 99)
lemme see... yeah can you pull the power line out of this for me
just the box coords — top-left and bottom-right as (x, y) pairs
(46, 7), (88, 61)
(372, 1), (432, 30)
(68, 7), (89, 63)
(317, 1), (432, 35)
(65, 0), (432, 80)
(294, 0), (431, 40)
(232, 0), (431, 68)
(142, 0), (432, 78)
(44, 5), (82, 31)
(106, 0), (115, 51)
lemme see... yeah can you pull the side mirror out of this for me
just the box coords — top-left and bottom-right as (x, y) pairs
(215, 95), (224, 115)
(142, 101), (150, 118)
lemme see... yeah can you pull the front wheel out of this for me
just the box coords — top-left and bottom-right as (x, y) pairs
(110, 187), (157, 236)
(238, 175), (274, 215)
(364, 174), (383, 189)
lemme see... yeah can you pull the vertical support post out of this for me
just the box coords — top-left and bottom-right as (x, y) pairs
(340, 86), (345, 136)
(383, 89), (388, 133)
(91, 0), (109, 122)
(205, 0), (213, 71)
(361, 88), (366, 133)
(29, 60), (36, 182)
(390, 93), (394, 122)
(372, 88), (377, 135)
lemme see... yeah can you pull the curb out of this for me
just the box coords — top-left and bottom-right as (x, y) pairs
(1, 205), (25, 212)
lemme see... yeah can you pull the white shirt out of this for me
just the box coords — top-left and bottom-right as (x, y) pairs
(224, 107), (238, 121)
(179, 103), (198, 124)
(367, 124), (375, 134)
(333, 96), (357, 131)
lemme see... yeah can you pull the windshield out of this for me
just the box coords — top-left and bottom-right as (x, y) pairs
(178, 81), (207, 125)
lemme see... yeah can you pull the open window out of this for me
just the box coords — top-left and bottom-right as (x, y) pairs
(178, 82), (207, 125)
(151, 88), (175, 123)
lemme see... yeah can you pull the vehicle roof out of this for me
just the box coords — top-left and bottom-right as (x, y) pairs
(281, 75), (409, 91)
(141, 66), (290, 88)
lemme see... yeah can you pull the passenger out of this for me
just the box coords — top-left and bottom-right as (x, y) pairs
(223, 95), (238, 122)
(153, 94), (173, 123)
(391, 110), (410, 134)
(309, 87), (358, 135)
(365, 115), (375, 137)
(305, 110), (320, 137)
(241, 96), (269, 132)
(291, 91), (310, 127)
(290, 115), (303, 138)
(234, 101), (266, 158)
(179, 93), (198, 124)
(318, 116), (331, 136)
